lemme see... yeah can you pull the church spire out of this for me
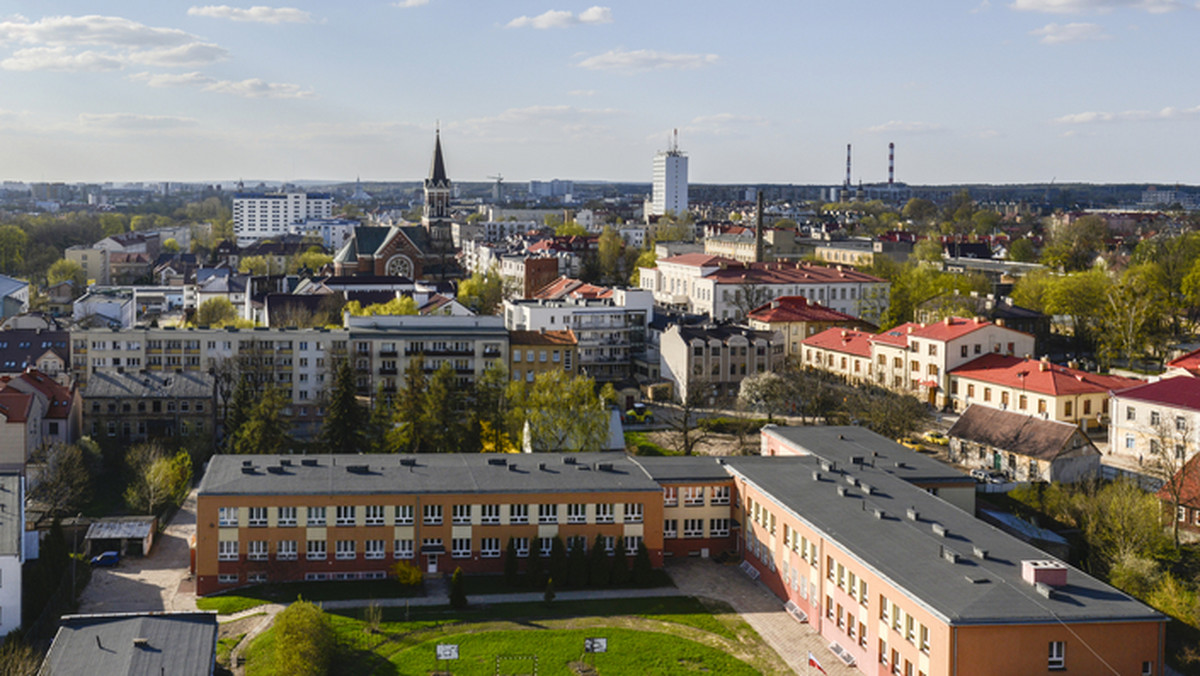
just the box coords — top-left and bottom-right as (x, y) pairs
(428, 128), (448, 186)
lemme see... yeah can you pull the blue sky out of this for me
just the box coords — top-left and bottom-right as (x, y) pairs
(0, 1), (1196, 185)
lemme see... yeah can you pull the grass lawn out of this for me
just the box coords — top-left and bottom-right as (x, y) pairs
(197, 579), (422, 615)
(246, 596), (785, 675)
(216, 633), (245, 668)
(460, 569), (673, 596)
(624, 431), (677, 456)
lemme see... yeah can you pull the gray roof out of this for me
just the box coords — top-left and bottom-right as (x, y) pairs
(0, 474), (20, 557)
(0, 274), (28, 299)
(86, 517), (155, 541)
(199, 452), (662, 497)
(631, 455), (732, 483)
(40, 611), (217, 676)
(947, 406), (1097, 461)
(764, 425), (973, 486)
(83, 371), (214, 400)
(724, 454), (1161, 625)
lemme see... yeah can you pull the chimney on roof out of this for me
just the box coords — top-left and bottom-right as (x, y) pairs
(974, 316), (984, 324)
(771, 300), (780, 309)
(1021, 560), (1068, 587)
(841, 330), (848, 338)
(944, 317), (952, 326)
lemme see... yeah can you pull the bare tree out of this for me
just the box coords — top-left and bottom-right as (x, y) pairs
(1149, 415), (1195, 547)
(730, 282), (774, 320)
(665, 377), (715, 456)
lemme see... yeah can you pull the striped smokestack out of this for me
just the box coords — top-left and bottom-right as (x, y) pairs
(754, 190), (765, 263)
(845, 144), (852, 187)
(889, 142), (895, 187)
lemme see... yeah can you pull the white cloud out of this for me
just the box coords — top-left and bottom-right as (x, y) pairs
(202, 78), (315, 98)
(1053, 104), (1200, 123)
(972, 0), (992, 12)
(508, 6), (613, 29)
(78, 113), (199, 130)
(128, 42), (229, 66)
(1030, 22), (1111, 43)
(1, 46), (122, 71)
(187, 6), (314, 23)
(451, 105), (621, 142)
(128, 71), (216, 87)
(865, 120), (944, 133)
(568, 89), (596, 96)
(393, 0), (429, 7)
(1011, 0), (1182, 13)
(678, 113), (769, 137)
(0, 15), (197, 47)
(577, 48), (717, 72)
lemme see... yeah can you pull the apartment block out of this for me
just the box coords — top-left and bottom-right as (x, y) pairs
(1109, 376), (1200, 465)
(233, 192), (334, 246)
(660, 323), (785, 403)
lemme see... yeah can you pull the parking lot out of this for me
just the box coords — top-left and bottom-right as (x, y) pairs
(77, 490), (198, 614)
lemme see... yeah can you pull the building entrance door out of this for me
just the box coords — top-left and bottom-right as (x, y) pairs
(426, 554), (438, 573)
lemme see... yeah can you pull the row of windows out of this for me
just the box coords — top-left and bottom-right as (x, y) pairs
(90, 400), (205, 414)
(216, 503), (646, 528)
(217, 535), (645, 561)
(663, 485), (730, 507)
(662, 518), (730, 539)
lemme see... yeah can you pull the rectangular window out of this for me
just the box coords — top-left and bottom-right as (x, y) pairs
(683, 518), (704, 538)
(218, 541), (238, 561)
(920, 624), (930, 653)
(335, 540), (356, 560)
(247, 540), (268, 561)
(905, 615), (915, 644)
(538, 504), (558, 524)
(510, 504), (529, 524)
(710, 486), (730, 505)
(567, 503), (587, 524)
(247, 507), (267, 527)
(395, 505), (414, 525)
(478, 504), (500, 524)
(624, 503), (643, 523)
(364, 505), (385, 526)
(539, 537), (553, 557)
(1049, 641), (1065, 670)
(452, 504), (471, 525)
(663, 486), (678, 506)
(307, 540), (327, 560)
(514, 537), (530, 557)
(480, 537), (501, 558)
(277, 507), (297, 527)
(683, 486), (705, 506)
(218, 507), (238, 527)
(307, 507), (326, 527)
(365, 539), (386, 560)
(1127, 406), (1136, 421)
(424, 504), (442, 525)
(394, 539), (414, 559)
(624, 535), (642, 553)
(595, 503), (614, 523)
(452, 538), (471, 558)
(710, 518), (730, 537)
(277, 540), (297, 560)
(664, 519), (678, 539)
(336, 506), (356, 526)
(219, 574), (238, 585)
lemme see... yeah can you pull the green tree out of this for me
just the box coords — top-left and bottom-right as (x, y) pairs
(29, 441), (97, 525)
(457, 266), (507, 315)
(911, 238), (943, 263)
(631, 541), (652, 585)
(273, 599), (335, 676)
(504, 537), (520, 586)
(288, 248), (333, 274)
(123, 444), (193, 516)
(597, 225), (624, 285)
(509, 370), (607, 452)
(99, 213), (128, 236)
(1044, 269), (1110, 351)
(46, 258), (86, 292)
(161, 237), (180, 254)
(567, 539), (588, 587)
(0, 629), (41, 676)
(395, 360), (428, 453)
(223, 373), (256, 451)
(343, 296), (418, 316)
(554, 221), (588, 237)
(1011, 268), (1056, 314)
(230, 386), (292, 454)
(423, 362), (463, 452)
(0, 225), (27, 273)
(1007, 238), (1037, 263)
(610, 537), (629, 586)
(549, 536), (568, 584)
(588, 534), (610, 588)
(367, 386), (403, 454)
(449, 567), (468, 609)
(129, 214), (155, 232)
(543, 577), (556, 605)
(1098, 265), (1168, 367)
(238, 255), (269, 275)
(195, 297), (238, 327)
(526, 546), (546, 588)
(629, 248), (657, 286)
(1042, 214), (1109, 271)
(321, 359), (368, 454)
(1077, 480), (1170, 572)
(901, 197), (938, 225)
(474, 361), (513, 454)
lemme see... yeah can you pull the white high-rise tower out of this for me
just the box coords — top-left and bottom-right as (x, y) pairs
(650, 130), (688, 217)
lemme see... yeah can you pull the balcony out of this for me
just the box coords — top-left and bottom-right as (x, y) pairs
(379, 367), (398, 375)
(379, 349), (398, 358)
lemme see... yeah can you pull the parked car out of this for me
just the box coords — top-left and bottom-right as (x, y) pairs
(90, 551), (120, 568)
(923, 431), (948, 446)
(896, 437), (922, 451)
(969, 469), (1005, 484)
(624, 403), (654, 424)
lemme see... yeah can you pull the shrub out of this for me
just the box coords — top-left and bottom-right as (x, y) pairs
(543, 577), (556, 605)
(449, 567), (468, 609)
(567, 541), (588, 588)
(274, 599), (334, 676)
(504, 538), (519, 587)
(610, 537), (629, 586)
(589, 535), (610, 588)
(698, 417), (769, 435)
(632, 541), (652, 585)
(391, 560), (423, 587)
(549, 536), (568, 584)
(526, 551), (545, 588)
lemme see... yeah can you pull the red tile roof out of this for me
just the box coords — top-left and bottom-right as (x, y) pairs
(0, 391), (31, 423)
(533, 277), (613, 300)
(910, 316), (992, 341)
(705, 261), (885, 285)
(0, 369), (74, 419)
(509, 329), (578, 347)
(1113, 376), (1200, 411)
(747, 296), (862, 324)
(801, 327), (874, 358)
(1167, 347), (1200, 376)
(949, 354), (1142, 396)
(1157, 454), (1200, 506)
(870, 322), (922, 347)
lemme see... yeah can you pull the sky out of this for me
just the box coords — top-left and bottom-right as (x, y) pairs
(0, 1), (1197, 186)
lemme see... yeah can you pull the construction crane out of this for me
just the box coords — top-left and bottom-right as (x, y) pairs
(488, 173), (504, 202)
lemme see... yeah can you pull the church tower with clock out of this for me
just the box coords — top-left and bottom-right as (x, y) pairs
(422, 129), (452, 243)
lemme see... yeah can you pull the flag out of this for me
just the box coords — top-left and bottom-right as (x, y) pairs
(808, 651), (827, 674)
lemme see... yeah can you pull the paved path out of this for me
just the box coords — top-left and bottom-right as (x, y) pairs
(666, 558), (857, 676)
(78, 489), (199, 614)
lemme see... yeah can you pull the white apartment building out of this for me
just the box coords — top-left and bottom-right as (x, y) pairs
(285, 218), (357, 251)
(1109, 377), (1200, 464)
(233, 192), (334, 246)
(650, 143), (687, 217)
(0, 474), (23, 637)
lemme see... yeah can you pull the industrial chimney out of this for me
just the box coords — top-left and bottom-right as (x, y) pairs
(889, 142), (895, 187)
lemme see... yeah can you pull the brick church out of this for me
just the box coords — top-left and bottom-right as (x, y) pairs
(333, 131), (458, 280)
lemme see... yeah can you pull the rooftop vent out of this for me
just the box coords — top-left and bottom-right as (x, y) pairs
(844, 474), (857, 486)
(812, 470), (822, 482)
(399, 458), (417, 467)
(906, 507), (920, 522)
(972, 546), (989, 560)
(873, 508), (886, 520)
(894, 461), (908, 469)
(346, 464), (370, 474)
(563, 456), (577, 465)
(597, 462), (614, 472)
(965, 574), (990, 584)
(1035, 581), (1056, 599)
(850, 455), (864, 465)
(240, 466), (256, 474)
(538, 462), (547, 471)
(301, 459), (318, 467)
(932, 523), (948, 538)
(280, 459), (292, 467)
(508, 463), (519, 471)
(133, 638), (149, 648)
(940, 546), (959, 564)
(242, 460), (252, 467)
(819, 460), (835, 472)
(576, 464), (590, 471)
(267, 466), (285, 475)
(487, 457), (507, 466)
(836, 486), (848, 497)
(1021, 560), (1068, 588)
(860, 483), (873, 495)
